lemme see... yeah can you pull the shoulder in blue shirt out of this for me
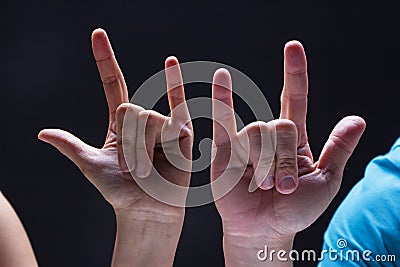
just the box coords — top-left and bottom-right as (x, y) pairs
(319, 138), (400, 266)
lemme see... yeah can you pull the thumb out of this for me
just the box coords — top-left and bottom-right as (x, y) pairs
(38, 129), (96, 170)
(318, 116), (366, 182)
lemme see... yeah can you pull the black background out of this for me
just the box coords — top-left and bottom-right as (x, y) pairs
(0, 1), (399, 266)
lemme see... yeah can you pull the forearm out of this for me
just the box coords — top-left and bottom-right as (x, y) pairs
(0, 192), (38, 267)
(111, 209), (184, 267)
(223, 230), (294, 267)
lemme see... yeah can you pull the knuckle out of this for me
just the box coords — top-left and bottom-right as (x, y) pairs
(247, 128), (261, 140)
(245, 121), (270, 137)
(136, 144), (148, 150)
(116, 104), (129, 116)
(276, 155), (297, 169)
(214, 111), (234, 123)
(245, 122), (260, 132)
(145, 117), (157, 128)
(139, 110), (153, 118)
(214, 93), (232, 102)
(274, 119), (297, 133)
(180, 125), (194, 139)
(61, 136), (77, 151)
(329, 134), (352, 154)
(246, 121), (271, 137)
(168, 93), (184, 104)
(139, 110), (163, 126)
(117, 136), (134, 147)
(139, 111), (155, 126)
(102, 74), (119, 85)
(257, 159), (274, 169)
(127, 104), (144, 113)
(258, 121), (271, 132)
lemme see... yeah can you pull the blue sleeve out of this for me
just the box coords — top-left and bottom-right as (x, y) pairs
(318, 138), (400, 266)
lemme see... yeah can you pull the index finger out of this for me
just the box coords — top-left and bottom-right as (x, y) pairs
(165, 56), (190, 122)
(92, 29), (129, 119)
(280, 40), (309, 146)
(212, 68), (237, 146)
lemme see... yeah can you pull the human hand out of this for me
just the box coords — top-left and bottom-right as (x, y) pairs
(39, 29), (193, 267)
(210, 41), (366, 266)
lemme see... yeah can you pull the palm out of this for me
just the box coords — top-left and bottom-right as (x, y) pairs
(78, 119), (192, 213)
(215, 157), (329, 240)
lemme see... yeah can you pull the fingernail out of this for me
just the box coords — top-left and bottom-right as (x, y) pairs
(279, 176), (295, 191)
(135, 164), (147, 178)
(118, 154), (129, 172)
(262, 175), (274, 189)
(127, 160), (135, 172)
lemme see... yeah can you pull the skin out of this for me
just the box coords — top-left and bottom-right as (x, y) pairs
(210, 41), (366, 266)
(38, 29), (193, 267)
(0, 192), (37, 267)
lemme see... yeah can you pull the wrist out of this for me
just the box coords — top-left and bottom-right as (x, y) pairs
(112, 209), (184, 267)
(222, 229), (295, 267)
(115, 206), (185, 225)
